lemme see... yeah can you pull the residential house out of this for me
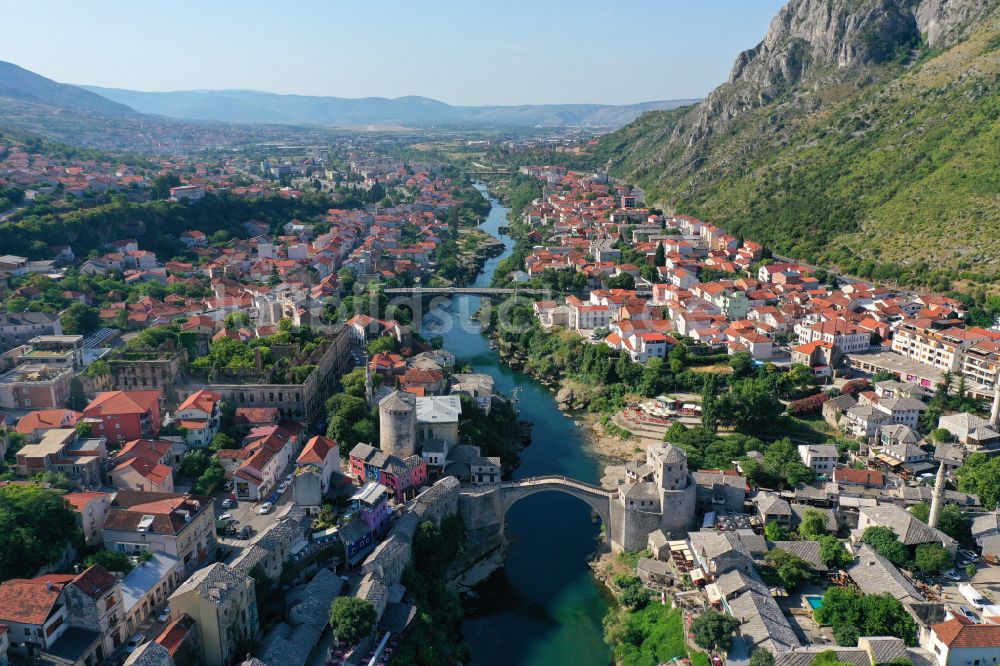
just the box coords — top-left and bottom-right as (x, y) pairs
(121, 553), (184, 637)
(927, 616), (1000, 666)
(174, 390), (221, 448)
(798, 444), (838, 475)
(167, 563), (259, 666)
(110, 456), (175, 493)
(83, 390), (162, 446)
(101, 490), (216, 575)
(292, 435), (340, 512)
(64, 491), (112, 545)
(14, 408), (82, 442)
(62, 565), (127, 661)
(857, 504), (957, 555)
(15, 428), (107, 487)
(415, 395), (461, 448)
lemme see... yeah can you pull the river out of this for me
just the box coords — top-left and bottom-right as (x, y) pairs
(421, 184), (613, 666)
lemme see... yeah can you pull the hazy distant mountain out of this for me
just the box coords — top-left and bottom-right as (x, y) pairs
(0, 61), (135, 116)
(80, 85), (697, 128)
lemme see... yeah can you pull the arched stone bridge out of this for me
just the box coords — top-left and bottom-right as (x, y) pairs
(500, 475), (614, 531)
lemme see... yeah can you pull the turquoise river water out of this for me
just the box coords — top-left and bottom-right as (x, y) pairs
(420, 184), (613, 666)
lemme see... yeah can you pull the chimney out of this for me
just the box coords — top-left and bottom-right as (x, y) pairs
(928, 459), (947, 530)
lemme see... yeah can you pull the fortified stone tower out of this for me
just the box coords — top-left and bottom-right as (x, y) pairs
(611, 442), (696, 551)
(378, 390), (416, 458)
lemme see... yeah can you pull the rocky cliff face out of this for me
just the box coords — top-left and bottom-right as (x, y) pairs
(679, 0), (993, 146)
(596, 0), (1000, 287)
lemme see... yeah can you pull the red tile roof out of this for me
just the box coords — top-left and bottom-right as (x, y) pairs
(298, 435), (337, 464)
(84, 390), (161, 417)
(70, 565), (117, 600)
(0, 576), (72, 625)
(933, 615), (1000, 648)
(63, 491), (110, 512)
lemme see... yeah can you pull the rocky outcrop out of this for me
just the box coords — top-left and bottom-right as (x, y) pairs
(660, 0), (993, 154)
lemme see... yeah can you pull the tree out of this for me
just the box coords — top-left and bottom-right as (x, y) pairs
(60, 302), (101, 335)
(931, 428), (955, 443)
(957, 452), (1000, 510)
(151, 173), (182, 199)
(914, 543), (953, 575)
(909, 502), (971, 541)
(192, 460), (225, 495)
(85, 550), (134, 575)
(654, 242), (666, 267)
(329, 596), (377, 645)
(814, 649), (856, 666)
(0, 485), (81, 580)
(209, 433), (238, 452)
(718, 378), (784, 435)
(799, 508), (828, 540)
(861, 526), (909, 567)
(815, 587), (917, 646)
(749, 649), (775, 666)
(180, 449), (209, 478)
(68, 377), (88, 411)
(818, 535), (853, 569)
(366, 335), (400, 356)
(764, 520), (788, 541)
(690, 610), (740, 651)
(763, 548), (816, 590)
(605, 272), (635, 290)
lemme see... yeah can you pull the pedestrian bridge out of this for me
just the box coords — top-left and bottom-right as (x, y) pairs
(500, 475), (614, 530)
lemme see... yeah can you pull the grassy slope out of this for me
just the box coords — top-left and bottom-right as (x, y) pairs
(602, 17), (1000, 288)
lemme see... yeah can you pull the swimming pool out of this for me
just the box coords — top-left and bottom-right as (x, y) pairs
(806, 596), (824, 610)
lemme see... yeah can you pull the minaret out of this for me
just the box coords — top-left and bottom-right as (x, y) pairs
(990, 371), (1000, 429)
(928, 459), (947, 530)
(364, 352), (373, 406)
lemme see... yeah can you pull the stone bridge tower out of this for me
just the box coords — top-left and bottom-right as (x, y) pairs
(378, 390), (416, 458)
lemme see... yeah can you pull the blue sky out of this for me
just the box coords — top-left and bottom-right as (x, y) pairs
(0, 0), (786, 105)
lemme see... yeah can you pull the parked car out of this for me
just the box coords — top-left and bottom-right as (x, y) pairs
(157, 606), (171, 623)
(959, 549), (980, 562)
(219, 513), (233, 522)
(240, 526), (251, 539)
(125, 634), (145, 653)
(943, 569), (962, 581)
(258, 502), (272, 514)
(276, 483), (288, 496)
(959, 606), (980, 623)
(285, 474), (294, 484)
(221, 498), (233, 509)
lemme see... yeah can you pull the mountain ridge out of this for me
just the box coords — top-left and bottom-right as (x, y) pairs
(591, 0), (1000, 288)
(79, 84), (696, 128)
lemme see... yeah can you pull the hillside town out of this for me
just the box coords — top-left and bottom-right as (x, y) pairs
(1, 138), (1000, 666)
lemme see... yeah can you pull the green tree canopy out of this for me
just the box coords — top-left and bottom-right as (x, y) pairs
(957, 452), (1000, 510)
(329, 596), (377, 645)
(0, 485), (81, 580)
(815, 587), (917, 646)
(817, 536), (854, 569)
(690, 610), (740, 651)
(764, 520), (788, 541)
(914, 543), (953, 575)
(85, 550), (134, 575)
(861, 526), (909, 567)
(749, 649), (775, 666)
(763, 548), (816, 590)
(909, 502), (971, 541)
(799, 508), (828, 540)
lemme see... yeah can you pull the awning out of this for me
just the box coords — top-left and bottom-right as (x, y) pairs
(690, 567), (705, 582)
(876, 454), (903, 467)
